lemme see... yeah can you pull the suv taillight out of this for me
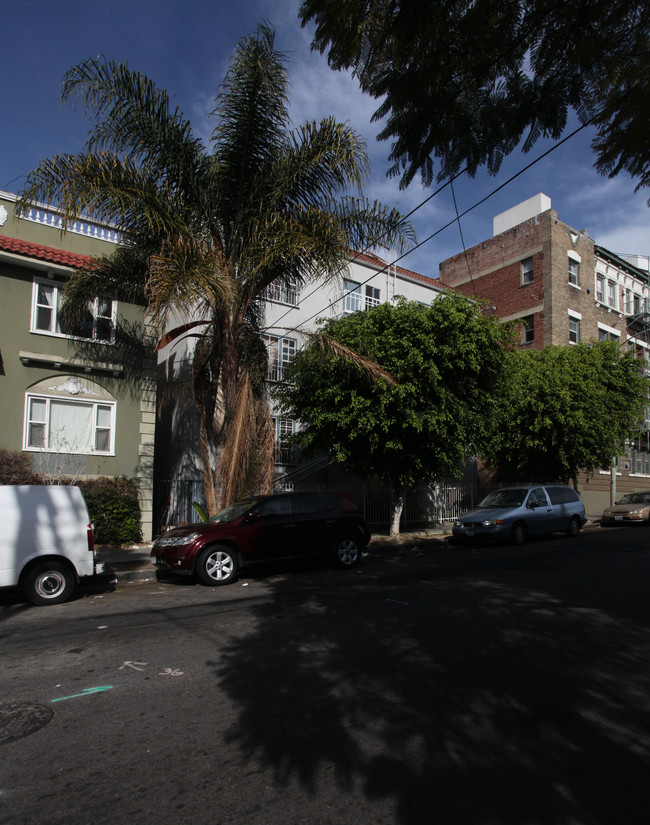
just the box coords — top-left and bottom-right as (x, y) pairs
(88, 523), (95, 553)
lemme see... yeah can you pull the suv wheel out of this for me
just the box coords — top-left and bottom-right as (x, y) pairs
(196, 545), (238, 586)
(331, 535), (361, 568)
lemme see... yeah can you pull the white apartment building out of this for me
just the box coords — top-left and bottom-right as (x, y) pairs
(155, 251), (443, 529)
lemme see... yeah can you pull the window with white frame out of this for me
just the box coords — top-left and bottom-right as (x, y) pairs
(31, 278), (116, 343)
(596, 275), (605, 302)
(598, 324), (620, 342)
(607, 280), (617, 309)
(568, 312), (581, 344)
(272, 417), (297, 465)
(343, 280), (381, 313)
(521, 257), (533, 285)
(365, 285), (381, 309)
(24, 394), (115, 454)
(264, 278), (300, 306)
(342, 279), (362, 313)
(568, 258), (580, 286)
(262, 334), (296, 381)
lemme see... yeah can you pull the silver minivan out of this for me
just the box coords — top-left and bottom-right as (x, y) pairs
(452, 484), (586, 545)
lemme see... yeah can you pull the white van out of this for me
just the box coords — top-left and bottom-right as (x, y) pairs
(0, 485), (104, 605)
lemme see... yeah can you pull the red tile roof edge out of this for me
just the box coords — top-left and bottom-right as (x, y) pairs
(0, 234), (92, 269)
(351, 249), (439, 286)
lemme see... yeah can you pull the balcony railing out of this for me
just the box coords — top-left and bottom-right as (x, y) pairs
(267, 362), (290, 382)
(342, 292), (381, 314)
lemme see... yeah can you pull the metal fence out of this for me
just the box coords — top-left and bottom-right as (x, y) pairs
(153, 476), (506, 535)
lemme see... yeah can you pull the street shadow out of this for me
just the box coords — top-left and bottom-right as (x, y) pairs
(210, 563), (650, 824)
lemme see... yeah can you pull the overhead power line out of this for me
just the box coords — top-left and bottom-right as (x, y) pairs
(266, 122), (588, 336)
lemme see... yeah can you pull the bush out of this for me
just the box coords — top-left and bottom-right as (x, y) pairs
(77, 476), (143, 545)
(0, 448), (43, 485)
(0, 451), (142, 544)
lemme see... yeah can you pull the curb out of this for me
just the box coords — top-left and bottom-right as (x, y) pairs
(98, 520), (603, 583)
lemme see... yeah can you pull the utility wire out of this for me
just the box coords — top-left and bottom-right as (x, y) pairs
(261, 171), (466, 334)
(271, 122), (588, 337)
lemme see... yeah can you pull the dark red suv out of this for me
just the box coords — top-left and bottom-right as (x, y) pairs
(151, 492), (371, 586)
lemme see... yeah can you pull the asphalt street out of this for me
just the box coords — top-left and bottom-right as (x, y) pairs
(1, 525), (650, 825)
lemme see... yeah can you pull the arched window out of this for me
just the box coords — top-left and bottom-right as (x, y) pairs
(23, 375), (116, 455)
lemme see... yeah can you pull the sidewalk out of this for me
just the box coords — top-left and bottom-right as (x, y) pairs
(96, 515), (602, 582)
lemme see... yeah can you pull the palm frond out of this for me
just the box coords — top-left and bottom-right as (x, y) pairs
(19, 152), (185, 237)
(211, 23), (290, 229)
(62, 56), (207, 196)
(146, 236), (232, 328)
(305, 332), (396, 385)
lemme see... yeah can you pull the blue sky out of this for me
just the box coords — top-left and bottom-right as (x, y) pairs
(2, 0), (648, 279)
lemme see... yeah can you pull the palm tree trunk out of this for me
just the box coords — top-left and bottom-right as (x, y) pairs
(199, 419), (218, 515)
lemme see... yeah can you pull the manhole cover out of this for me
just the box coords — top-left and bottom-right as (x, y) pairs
(0, 701), (53, 744)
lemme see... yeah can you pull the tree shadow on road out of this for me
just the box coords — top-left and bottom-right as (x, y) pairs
(212, 565), (650, 824)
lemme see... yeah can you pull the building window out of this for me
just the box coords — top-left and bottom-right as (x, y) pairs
(596, 275), (605, 303)
(264, 278), (300, 306)
(272, 417), (297, 465)
(569, 316), (580, 344)
(568, 259), (580, 286)
(598, 327), (620, 342)
(630, 443), (650, 476)
(365, 285), (381, 309)
(521, 315), (535, 345)
(24, 394), (115, 454)
(343, 281), (381, 314)
(262, 334), (296, 381)
(31, 278), (116, 343)
(521, 258), (533, 285)
(607, 280), (617, 309)
(342, 279), (362, 313)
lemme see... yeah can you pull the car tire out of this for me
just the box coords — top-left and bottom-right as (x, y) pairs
(510, 522), (527, 546)
(566, 516), (581, 537)
(331, 534), (362, 568)
(23, 562), (75, 606)
(195, 545), (239, 586)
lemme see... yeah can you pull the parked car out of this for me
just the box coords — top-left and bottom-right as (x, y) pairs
(452, 484), (586, 545)
(151, 492), (371, 585)
(0, 484), (103, 605)
(601, 492), (650, 524)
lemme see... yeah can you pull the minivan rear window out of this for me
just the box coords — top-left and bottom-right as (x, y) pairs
(546, 486), (580, 504)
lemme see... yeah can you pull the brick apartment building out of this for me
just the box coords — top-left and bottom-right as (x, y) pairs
(439, 193), (650, 513)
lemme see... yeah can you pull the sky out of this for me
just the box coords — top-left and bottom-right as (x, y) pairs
(2, 0), (649, 281)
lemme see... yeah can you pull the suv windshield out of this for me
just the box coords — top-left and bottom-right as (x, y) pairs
(209, 499), (259, 523)
(478, 489), (527, 508)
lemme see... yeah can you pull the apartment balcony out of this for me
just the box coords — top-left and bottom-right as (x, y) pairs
(341, 292), (381, 314)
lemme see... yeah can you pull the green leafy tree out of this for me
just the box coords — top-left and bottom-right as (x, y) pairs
(276, 293), (514, 535)
(481, 342), (649, 485)
(299, 1), (650, 194)
(19, 25), (413, 513)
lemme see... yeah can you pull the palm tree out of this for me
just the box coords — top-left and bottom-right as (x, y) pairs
(19, 24), (414, 513)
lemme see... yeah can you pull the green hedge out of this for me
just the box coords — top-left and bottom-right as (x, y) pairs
(78, 476), (143, 545)
(0, 450), (142, 545)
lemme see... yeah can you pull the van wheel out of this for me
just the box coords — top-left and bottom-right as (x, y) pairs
(566, 516), (581, 537)
(510, 522), (527, 546)
(195, 546), (238, 586)
(23, 562), (75, 606)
